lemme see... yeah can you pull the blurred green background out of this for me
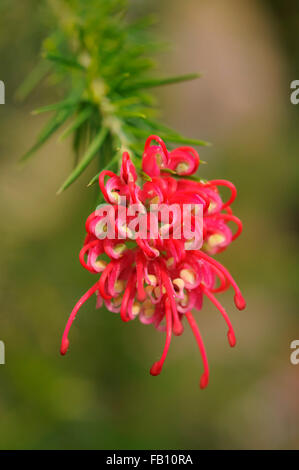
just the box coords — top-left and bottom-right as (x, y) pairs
(0, 0), (298, 450)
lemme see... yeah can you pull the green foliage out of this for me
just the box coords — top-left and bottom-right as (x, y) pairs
(21, 0), (207, 192)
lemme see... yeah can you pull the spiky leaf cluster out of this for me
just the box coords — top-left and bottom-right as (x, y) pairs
(21, 0), (208, 193)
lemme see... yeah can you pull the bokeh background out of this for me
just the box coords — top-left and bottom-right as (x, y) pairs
(0, 0), (298, 450)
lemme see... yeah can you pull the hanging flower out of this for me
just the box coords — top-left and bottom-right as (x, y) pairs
(60, 135), (245, 389)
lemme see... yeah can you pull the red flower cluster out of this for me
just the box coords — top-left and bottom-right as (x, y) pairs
(60, 135), (245, 389)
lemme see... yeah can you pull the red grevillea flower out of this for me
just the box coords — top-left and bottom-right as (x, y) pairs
(60, 135), (246, 389)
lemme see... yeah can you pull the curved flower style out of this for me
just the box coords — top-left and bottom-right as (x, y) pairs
(60, 135), (246, 389)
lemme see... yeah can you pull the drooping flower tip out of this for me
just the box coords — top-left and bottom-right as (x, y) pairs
(60, 338), (69, 356)
(172, 321), (184, 336)
(200, 373), (209, 390)
(227, 330), (236, 347)
(234, 293), (246, 311)
(150, 361), (162, 376)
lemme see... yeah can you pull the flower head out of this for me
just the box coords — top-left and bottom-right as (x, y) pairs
(60, 135), (245, 389)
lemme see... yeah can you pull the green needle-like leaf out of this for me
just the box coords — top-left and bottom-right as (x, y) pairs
(32, 99), (78, 115)
(87, 152), (120, 187)
(59, 107), (93, 141)
(20, 107), (75, 163)
(120, 73), (201, 91)
(116, 110), (146, 119)
(57, 127), (108, 194)
(143, 118), (182, 137)
(124, 125), (211, 147)
(15, 61), (51, 101)
(44, 52), (85, 70)
(161, 135), (211, 147)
